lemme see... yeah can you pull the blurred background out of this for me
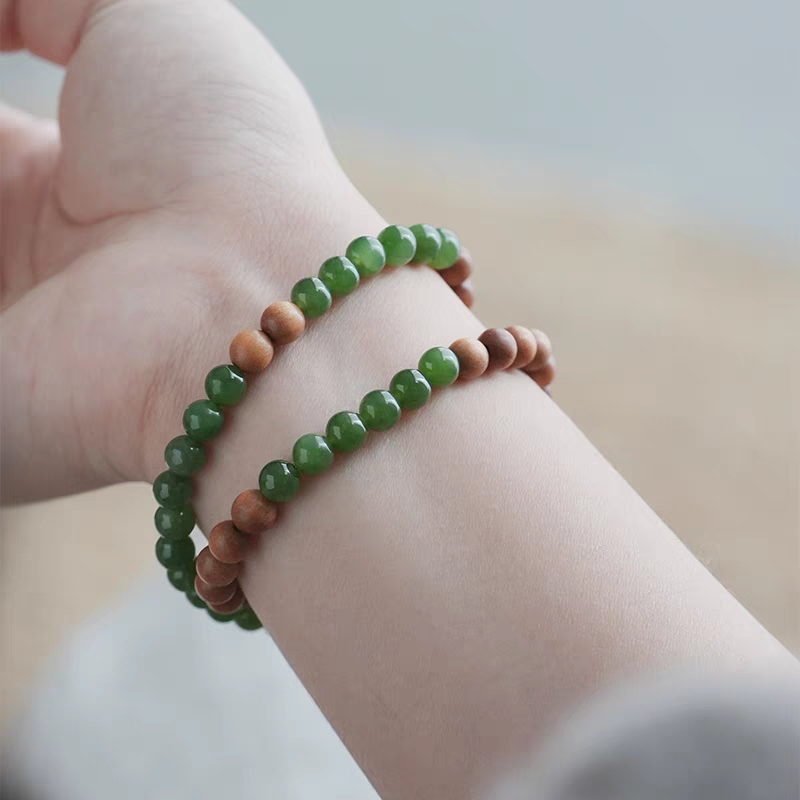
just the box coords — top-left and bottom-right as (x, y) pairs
(1, 1), (798, 798)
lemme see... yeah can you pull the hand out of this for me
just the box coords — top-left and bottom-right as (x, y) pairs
(1, 0), (382, 501)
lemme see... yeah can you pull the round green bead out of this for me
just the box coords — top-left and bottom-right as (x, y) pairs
(153, 470), (193, 509)
(183, 399), (224, 442)
(318, 256), (360, 296)
(155, 536), (196, 569)
(378, 225), (416, 266)
(167, 564), (195, 592)
(185, 583), (207, 609)
(292, 433), (334, 475)
(346, 236), (386, 277)
(205, 364), (247, 407)
(390, 368), (432, 410)
(235, 607), (263, 630)
(154, 505), (195, 540)
(291, 277), (332, 318)
(259, 459), (301, 502)
(207, 607), (236, 622)
(359, 390), (401, 431)
(164, 435), (206, 477)
(418, 346), (460, 387)
(326, 411), (368, 453)
(430, 227), (461, 269)
(409, 223), (442, 265)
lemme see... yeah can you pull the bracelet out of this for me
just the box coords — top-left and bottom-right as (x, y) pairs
(151, 225), (474, 629)
(189, 325), (556, 629)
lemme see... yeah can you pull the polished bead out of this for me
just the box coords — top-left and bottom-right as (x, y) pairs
(164, 434), (206, 477)
(532, 356), (556, 389)
(259, 459), (301, 502)
(449, 337), (489, 380)
(528, 329), (552, 370)
(185, 583), (207, 608)
(291, 277), (332, 318)
(205, 364), (247, 407)
(453, 279), (475, 308)
(167, 563), (195, 592)
(378, 225), (416, 266)
(430, 227), (460, 269)
(390, 368), (431, 410)
(155, 536), (196, 569)
(153, 470), (193, 509)
(292, 433), (334, 475)
(409, 223), (442, 264)
(209, 520), (250, 564)
(318, 255), (360, 296)
(479, 328), (518, 371)
(506, 326), (538, 369)
(439, 252), (472, 287)
(418, 346), (460, 386)
(260, 301), (306, 345)
(325, 411), (368, 452)
(235, 606), (263, 630)
(154, 505), (195, 540)
(209, 587), (245, 615)
(182, 399), (224, 443)
(359, 390), (401, 431)
(229, 329), (274, 373)
(207, 608), (236, 622)
(196, 545), (239, 586)
(195, 575), (238, 605)
(231, 489), (278, 534)
(346, 236), (386, 277)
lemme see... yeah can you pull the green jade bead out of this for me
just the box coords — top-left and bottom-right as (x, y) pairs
(164, 435), (206, 477)
(430, 227), (461, 269)
(319, 256), (360, 296)
(167, 564), (195, 592)
(259, 459), (301, 502)
(326, 411), (368, 452)
(419, 346), (460, 387)
(185, 583), (207, 609)
(359, 390), (401, 431)
(205, 365), (247, 407)
(390, 368), (432, 410)
(346, 236), (386, 277)
(183, 399), (224, 442)
(155, 505), (195, 539)
(291, 277), (332, 318)
(409, 223), (442, 265)
(153, 470), (193, 509)
(208, 608), (236, 622)
(236, 607), (263, 630)
(292, 433), (334, 475)
(155, 536), (196, 569)
(378, 225), (416, 266)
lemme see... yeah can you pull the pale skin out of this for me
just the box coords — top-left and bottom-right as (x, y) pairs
(1, 1), (796, 798)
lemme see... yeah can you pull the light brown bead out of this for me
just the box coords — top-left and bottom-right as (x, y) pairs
(195, 546), (240, 587)
(260, 301), (305, 345)
(449, 337), (489, 381)
(231, 489), (278, 534)
(209, 520), (250, 564)
(439, 252), (472, 287)
(532, 356), (556, 389)
(453, 279), (474, 308)
(527, 329), (552, 371)
(506, 325), (538, 370)
(478, 327), (518, 371)
(209, 587), (245, 615)
(195, 575), (238, 606)
(229, 329), (274, 373)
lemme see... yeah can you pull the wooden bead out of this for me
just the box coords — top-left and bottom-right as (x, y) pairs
(260, 301), (305, 345)
(532, 356), (556, 389)
(506, 325), (538, 370)
(209, 587), (245, 615)
(449, 337), (489, 381)
(453, 279), (474, 308)
(478, 327), (518, 371)
(195, 546), (239, 587)
(195, 575), (238, 605)
(231, 489), (278, 534)
(229, 330), (274, 373)
(527, 329), (552, 371)
(439, 252), (472, 287)
(208, 520), (250, 564)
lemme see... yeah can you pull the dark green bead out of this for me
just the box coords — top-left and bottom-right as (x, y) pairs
(292, 433), (334, 475)
(346, 236), (386, 277)
(207, 607), (236, 622)
(430, 227), (461, 269)
(259, 459), (301, 502)
(359, 390), (401, 431)
(235, 607), (263, 630)
(153, 470), (193, 509)
(390, 368), (432, 410)
(418, 346), (460, 386)
(185, 583), (207, 609)
(154, 505), (195, 539)
(378, 225), (416, 266)
(205, 364), (247, 407)
(409, 223), (442, 265)
(291, 277), (332, 318)
(183, 399), (224, 442)
(164, 435), (206, 477)
(326, 411), (368, 452)
(155, 536), (196, 569)
(318, 256), (360, 296)
(167, 563), (195, 592)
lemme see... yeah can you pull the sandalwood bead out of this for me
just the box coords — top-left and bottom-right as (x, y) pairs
(194, 576), (238, 606)
(478, 328), (518, 371)
(260, 301), (305, 345)
(231, 489), (278, 534)
(449, 337), (489, 381)
(209, 520), (250, 564)
(209, 587), (245, 615)
(439, 252), (472, 287)
(506, 325), (538, 370)
(532, 356), (557, 389)
(229, 330), (274, 373)
(527, 329), (552, 371)
(453, 279), (474, 308)
(195, 546), (240, 587)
